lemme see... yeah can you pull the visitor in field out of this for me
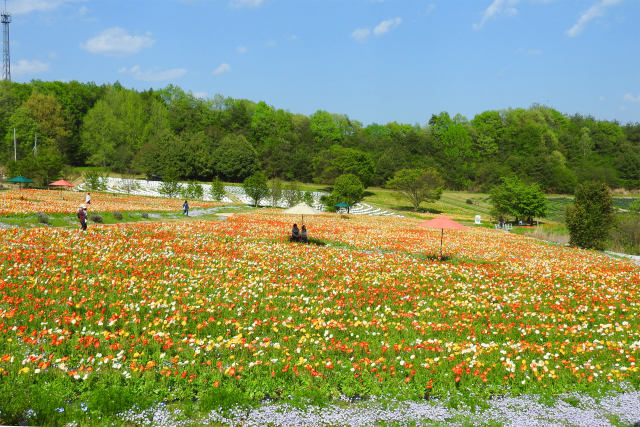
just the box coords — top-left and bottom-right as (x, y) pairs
(300, 224), (308, 243)
(291, 223), (300, 241)
(77, 204), (88, 231)
(183, 200), (189, 216)
(85, 192), (91, 205)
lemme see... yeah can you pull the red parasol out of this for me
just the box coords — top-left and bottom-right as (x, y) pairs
(49, 179), (74, 187)
(418, 215), (467, 258)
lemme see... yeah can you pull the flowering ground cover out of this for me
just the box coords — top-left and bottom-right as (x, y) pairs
(0, 212), (638, 424)
(0, 189), (222, 215)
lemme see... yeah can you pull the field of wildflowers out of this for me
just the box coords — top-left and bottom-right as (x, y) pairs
(0, 210), (638, 424)
(0, 190), (221, 215)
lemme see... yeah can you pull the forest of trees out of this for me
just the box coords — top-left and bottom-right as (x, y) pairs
(1, 79), (639, 192)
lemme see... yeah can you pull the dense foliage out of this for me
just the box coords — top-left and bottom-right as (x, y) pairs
(489, 177), (548, 224)
(2, 80), (640, 192)
(566, 182), (615, 250)
(386, 168), (444, 211)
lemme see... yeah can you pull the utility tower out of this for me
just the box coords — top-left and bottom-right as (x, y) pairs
(1, 0), (10, 81)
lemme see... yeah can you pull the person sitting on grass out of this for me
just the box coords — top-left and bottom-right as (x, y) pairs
(300, 224), (308, 243)
(291, 223), (300, 241)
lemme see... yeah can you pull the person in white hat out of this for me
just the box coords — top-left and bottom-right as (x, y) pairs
(77, 204), (88, 231)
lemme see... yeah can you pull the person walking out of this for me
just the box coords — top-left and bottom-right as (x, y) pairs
(182, 200), (189, 216)
(78, 204), (88, 231)
(85, 192), (91, 205)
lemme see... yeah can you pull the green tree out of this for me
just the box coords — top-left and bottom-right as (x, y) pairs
(566, 181), (614, 250)
(283, 181), (302, 207)
(182, 181), (204, 200)
(158, 168), (182, 198)
(210, 177), (226, 201)
(83, 169), (107, 191)
(268, 178), (283, 207)
(386, 168), (444, 211)
(243, 171), (269, 207)
(82, 86), (169, 171)
(489, 177), (547, 224)
(329, 174), (364, 208)
(309, 110), (342, 147)
(302, 191), (315, 207)
(5, 92), (69, 163)
(212, 134), (259, 182)
(5, 147), (64, 187)
(313, 145), (375, 187)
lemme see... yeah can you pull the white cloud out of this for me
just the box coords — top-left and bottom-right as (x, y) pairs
(6, 0), (84, 15)
(78, 5), (88, 15)
(352, 17), (401, 43)
(118, 65), (186, 82)
(515, 47), (542, 55)
(599, 96), (606, 101)
(351, 28), (370, 42)
(12, 59), (50, 75)
(373, 17), (402, 36)
(566, 0), (622, 38)
(623, 93), (640, 102)
(229, 0), (263, 8)
(473, 0), (519, 30)
(236, 45), (248, 54)
(82, 27), (154, 56)
(265, 40), (276, 47)
(213, 63), (231, 75)
(192, 91), (208, 99)
(425, 3), (436, 15)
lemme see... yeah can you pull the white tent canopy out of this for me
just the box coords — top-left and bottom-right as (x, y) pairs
(282, 202), (321, 224)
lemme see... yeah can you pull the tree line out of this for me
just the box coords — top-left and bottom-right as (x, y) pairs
(2, 79), (640, 192)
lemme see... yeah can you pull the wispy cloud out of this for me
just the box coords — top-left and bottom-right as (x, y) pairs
(424, 3), (436, 15)
(515, 47), (542, 55)
(236, 45), (248, 54)
(473, 0), (519, 30)
(193, 91), (208, 99)
(352, 17), (402, 43)
(12, 59), (50, 75)
(373, 17), (402, 36)
(623, 93), (640, 102)
(6, 0), (84, 15)
(118, 65), (186, 82)
(566, 0), (622, 38)
(213, 63), (231, 75)
(229, 0), (263, 8)
(351, 28), (371, 43)
(82, 27), (154, 56)
(265, 40), (277, 47)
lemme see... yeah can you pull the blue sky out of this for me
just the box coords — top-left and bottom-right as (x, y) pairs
(5, 0), (640, 125)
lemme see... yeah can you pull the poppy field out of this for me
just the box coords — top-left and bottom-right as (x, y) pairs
(0, 189), (221, 215)
(0, 211), (639, 424)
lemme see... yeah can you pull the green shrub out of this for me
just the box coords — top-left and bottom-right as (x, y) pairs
(141, 212), (149, 219)
(466, 199), (474, 205)
(210, 177), (226, 201)
(89, 214), (103, 223)
(181, 181), (204, 200)
(113, 211), (123, 220)
(83, 170), (107, 191)
(566, 181), (614, 250)
(36, 212), (49, 224)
